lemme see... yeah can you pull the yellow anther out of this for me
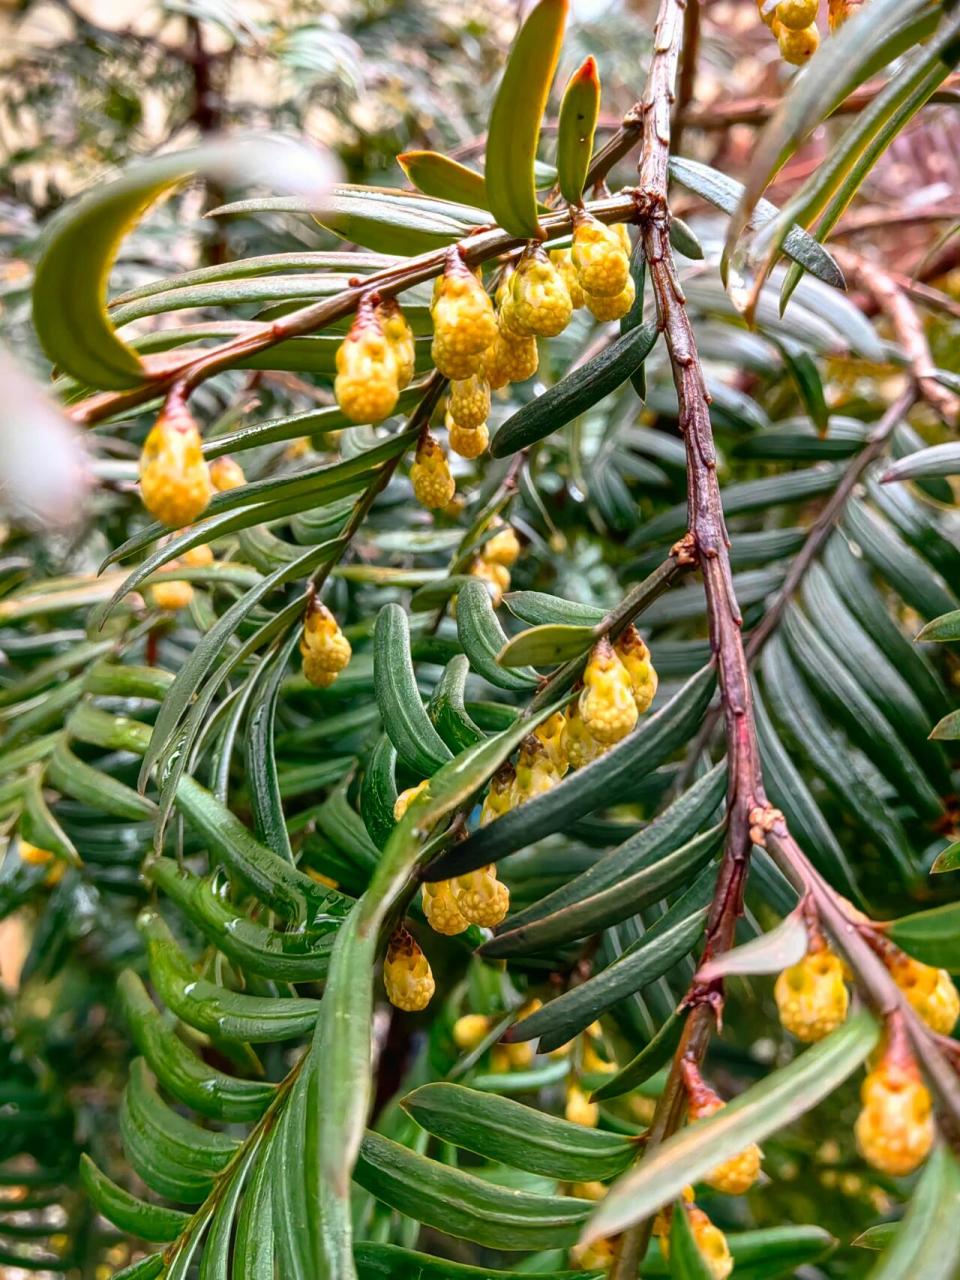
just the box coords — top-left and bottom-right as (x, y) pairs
(139, 400), (212, 528)
(208, 454), (245, 492)
(774, 947), (849, 1042)
(411, 432), (456, 510)
(579, 638), (639, 746)
(614, 624), (658, 714)
(334, 301), (400, 424)
(452, 864), (510, 928)
(393, 779), (429, 821)
(572, 215), (631, 298)
(383, 927), (435, 1012)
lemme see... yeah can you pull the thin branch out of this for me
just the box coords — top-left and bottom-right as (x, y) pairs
(70, 193), (636, 427)
(744, 383), (917, 661)
(677, 69), (960, 130)
(605, 5), (959, 1273)
(832, 246), (959, 423)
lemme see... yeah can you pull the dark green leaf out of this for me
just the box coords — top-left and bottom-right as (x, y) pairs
(402, 1083), (636, 1180)
(492, 323), (659, 457)
(583, 1011), (879, 1243)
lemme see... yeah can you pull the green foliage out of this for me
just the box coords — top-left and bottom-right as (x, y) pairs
(1, 1), (960, 1277)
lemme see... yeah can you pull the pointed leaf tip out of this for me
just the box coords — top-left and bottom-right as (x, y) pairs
(485, 0), (568, 237)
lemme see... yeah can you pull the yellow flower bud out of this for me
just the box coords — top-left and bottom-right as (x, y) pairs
(447, 415), (489, 460)
(179, 542), (214, 568)
(579, 638), (638, 746)
(778, 21), (819, 63)
(19, 839), (56, 866)
(507, 250), (573, 338)
(470, 556), (510, 606)
(561, 701), (605, 770)
(492, 1041), (535, 1072)
(512, 734), (562, 806)
(300, 599), (351, 676)
(139, 401), (212, 528)
(423, 878), (469, 935)
(208, 454), (245, 492)
(150, 578), (194, 612)
(549, 248), (585, 310)
(483, 522), (521, 567)
(683, 1063), (762, 1194)
(775, 0), (817, 28)
(301, 658), (338, 688)
(572, 215), (631, 298)
(484, 325), (539, 390)
(448, 375), (491, 429)
(452, 864), (510, 927)
(383, 927), (435, 1012)
(377, 298), (415, 389)
(855, 1059), (934, 1177)
(774, 947), (849, 1042)
(614, 624), (658, 714)
(480, 763), (516, 827)
(612, 222), (632, 255)
(571, 1238), (617, 1270)
(687, 1207), (734, 1280)
(411, 432), (456, 510)
(431, 255), (498, 379)
(393, 779), (429, 821)
(534, 710), (569, 777)
(565, 1083), (599, 1127)
(584, 274), (637, 322)
(889, 954), (960, 1036)
(452, 1013), (490, 1050)
(570, 1180), (608, 1202)
(335, 303), (401, 424)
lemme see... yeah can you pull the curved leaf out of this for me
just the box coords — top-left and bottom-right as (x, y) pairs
(557, 57), (601, 204)
(484, 0), (568, 238)
(582, 1011), (879, 1245)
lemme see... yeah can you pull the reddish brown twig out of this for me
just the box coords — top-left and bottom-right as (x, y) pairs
(606, 5), (959, 1275)
(832, 246), (959, 424)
